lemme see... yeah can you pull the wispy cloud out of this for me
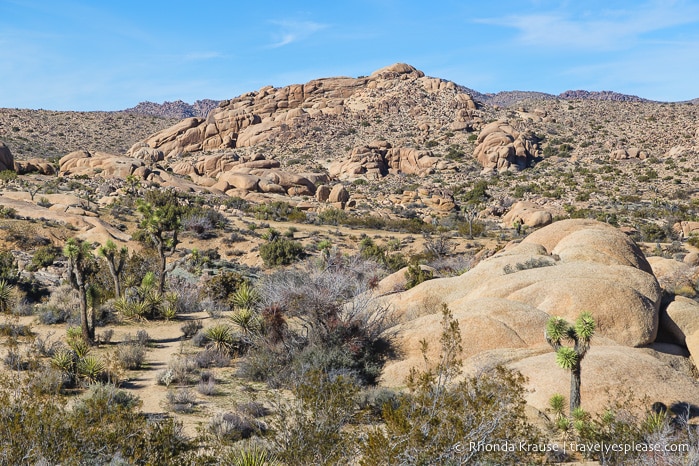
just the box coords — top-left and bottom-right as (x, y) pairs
(182, 51), (223, 61)
(477, 1), (699, 51)
(268, 20), (328, 48)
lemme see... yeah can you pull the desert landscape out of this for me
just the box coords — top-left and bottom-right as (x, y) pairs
(1, 61), (699, 464)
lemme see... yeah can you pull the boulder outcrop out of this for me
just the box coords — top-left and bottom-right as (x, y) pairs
(59, 150), (146, 178)
(329, 142), (456, 180)
(129, 64), (476, 159)
(610, 147), (648, 160)
(473, 120), (540, 173)
(0, 141), (14, 171)
(502, 201), (553, 229)
(377, 219), (696, 414)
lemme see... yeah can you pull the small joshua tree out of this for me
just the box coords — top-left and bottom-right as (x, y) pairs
(98, 240), (128, 298)
(545, 312), (595, 414)
(64, 238), (97, 343)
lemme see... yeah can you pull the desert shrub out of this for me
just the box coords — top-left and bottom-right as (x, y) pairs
(259, 237), (305, 266)
(248, 201), (306, 222)
(157, 357), (198, 386)
(204, 270), (246, 307)
(0, 250), (19, 283)
(181, 319), (203, 339)
(27, 366), (65, 395)
(359, 236), (407, 273)
(0, 377), (191, 464)
(182, 207), (226, 239)
(405, 261), (434, 289)
(166, 388), (197, 413)
(194, 348), (231, 369)
(503, 257), (557, 274)
(273, 370), (359, 464)
(236, 401), (269, 418)
(197, 371), (216, 396)
(34, 285), (80, 325)
(29, 245), (58, 271)
(210, 411), (268, 443)
(245, 254), (394, 387)
(116, 340), (147, 370)
(639, 222), (669, 242)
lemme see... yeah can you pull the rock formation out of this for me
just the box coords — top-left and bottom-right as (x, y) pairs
(328, 141), (456, 180)
(610, 147), (648, 160)
(502, 201), (553, 229)
(129, 64), (477, 159)
(59, 150), (146, 178)
(473, 120), (540, 173)
(0, 141), (14, 171)
(378, 219), (699, 413)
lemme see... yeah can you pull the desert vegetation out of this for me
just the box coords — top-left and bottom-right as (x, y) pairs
(0, 63), (698, 463)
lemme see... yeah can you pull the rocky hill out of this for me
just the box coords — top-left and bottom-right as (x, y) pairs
(0, 109), (177, 160)
(122, 99), (220, 119)
(558, 89), (650, 102)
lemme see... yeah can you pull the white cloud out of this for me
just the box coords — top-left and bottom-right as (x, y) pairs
(267, 20), (328, 48)
(477, 1), (699, 51)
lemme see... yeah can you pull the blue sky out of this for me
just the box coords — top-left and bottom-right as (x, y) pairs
(1, 0), (698, 110)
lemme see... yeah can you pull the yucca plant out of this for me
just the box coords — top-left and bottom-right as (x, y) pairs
(549, 393), (566, 421)
(51, 348), (76, 374)
(78, 355), (105, 383)
(67, 327), (91, 358)
(231, 282), (260, 310)
(230, 307), (262, 337)
(0, 279), (14, 313)
(545, 312), (595, 414)
(229, 447), (279, 466)
(115, 298), (149, 322)
(205, 324), (235, 356)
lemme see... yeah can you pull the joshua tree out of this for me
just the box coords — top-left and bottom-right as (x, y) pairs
(136, 190), (184, 294)
(64, 238), (97, 342)
(545, 312), (595, 414)
(98, 239), (128, 298)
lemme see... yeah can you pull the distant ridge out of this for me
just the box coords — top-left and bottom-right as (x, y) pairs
(122, 99), (220, 119)
(557, 90), (650, 103)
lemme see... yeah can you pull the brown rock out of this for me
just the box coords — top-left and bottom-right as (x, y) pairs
(14, 158), (55, 175)
(660, 296), (699, 359)
(218, 172), (259, 191)
(473, 120), (539, 172)
(316, 185), (331, 202)
(510, 345), (699, 415)
(502, 201), (553, 229)
(328, 184), (350, 204)
(0, 141), (13, 171)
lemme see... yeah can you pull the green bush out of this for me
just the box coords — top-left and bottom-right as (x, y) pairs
(0, 377), (191, 464)
(29, 245), (58, 271)
(259, 237), (304, 266)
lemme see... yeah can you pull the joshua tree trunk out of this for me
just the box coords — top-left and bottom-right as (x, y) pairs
(570, 361), (581, 414)
(78, 283), (92, 342)
(106, 262), (122, 298)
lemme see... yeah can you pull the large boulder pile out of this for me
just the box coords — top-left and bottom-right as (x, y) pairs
(168, 152), (319, 198)
(329, 141), (456, 180)
(59, 150), (146, 178)
(473, 120), (540, 173)
(379, 219), (699, 413)
(610, 147), (648, 160)
(0, 141), (14, 171)
(14, 158), (56, 175)
(129, 64), (477, 159)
